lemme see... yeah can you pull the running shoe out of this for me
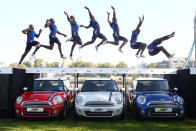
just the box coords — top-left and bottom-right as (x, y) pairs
(118, 48), (123, 53)
(29, 54), (36, 61)
(168, 53), (175, 60)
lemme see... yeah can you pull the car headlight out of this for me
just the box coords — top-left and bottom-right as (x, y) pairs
(75, 95), (83, 105)
(177, 96), (184, 105)
(112, 93), (122, 105)
(53, 96), (62, 105)
(137, 96), (146, 105)
(16, 96), (23, 104)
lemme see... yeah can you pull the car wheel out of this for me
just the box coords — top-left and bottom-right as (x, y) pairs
(15, 114), (22, 120)
(73, 109), (82, 120)
(118, 111), (125, 120)
(60, 102), (67, 120)
(132, 105), (142, 120)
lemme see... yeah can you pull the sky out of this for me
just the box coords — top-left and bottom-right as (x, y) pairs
(0, 0), (196, 67)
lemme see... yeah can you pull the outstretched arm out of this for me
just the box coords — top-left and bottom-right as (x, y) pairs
(111, 6), (117, 23)
(64, 11), (70, 22)
(135, 15), (144, 31)
(80, 24), (91, 29)
(107, 12), (111, 24)
(57, 30), (67, 37)
(45, 19), (50, 28)
(22, 28), (30, 34)
(84, 6), (94, 21)
(35, 29), (42, 38)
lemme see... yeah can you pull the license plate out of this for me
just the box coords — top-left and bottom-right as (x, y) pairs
(27, 108), (44, 112)
(91, 108), (104, 112)
(155, 108), (172, 112)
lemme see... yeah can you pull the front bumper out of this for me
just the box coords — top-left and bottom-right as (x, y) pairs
(15, 104), (63, 118)
(137, 106), (184, 118)
(75, 104), (123, 118)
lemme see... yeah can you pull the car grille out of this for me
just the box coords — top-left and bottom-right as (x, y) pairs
(22, 101), (51, 107)
(148, 111), (178, 117)
(22, 111), (49, 117)
(85, 101), (114, 107)
(147, 101), (177, 107)
(85, 111), (113, 117)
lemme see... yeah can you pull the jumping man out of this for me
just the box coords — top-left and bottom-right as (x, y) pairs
(79, 6), (107, 52)
(130, 15), (146, 58)
(40, 18), (67, 59)
(147, 32), (175, 59)
(18, 24), (42, 68)
(64, 11), (82, 60)
(106, 6), (128, 53)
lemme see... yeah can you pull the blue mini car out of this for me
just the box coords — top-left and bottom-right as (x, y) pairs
(128, 78), (184, 119)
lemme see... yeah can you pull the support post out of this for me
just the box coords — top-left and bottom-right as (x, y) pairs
(76, 73), (79, 88)
(194, 12), (196, 66)
(122, 74), (126, 96)
(122, 74), (125, 89)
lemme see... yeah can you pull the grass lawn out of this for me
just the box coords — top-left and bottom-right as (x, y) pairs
(0, 112), (196, 131)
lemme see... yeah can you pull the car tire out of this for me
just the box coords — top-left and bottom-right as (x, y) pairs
(15, 114), (22, 120)
(73, 109), (82, 120)
(132, 104), (143, 120)
(60, 102), (67, 120)
(118, 111), (125, 120)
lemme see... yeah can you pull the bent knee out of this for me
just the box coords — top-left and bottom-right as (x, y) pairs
(124, 38), (128, 43)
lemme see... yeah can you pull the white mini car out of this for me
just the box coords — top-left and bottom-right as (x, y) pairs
(74, 78), (124, 118)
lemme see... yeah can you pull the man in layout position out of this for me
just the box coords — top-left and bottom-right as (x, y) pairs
(79, 6), (107, 52)
(40, 18), (67, 59)
(64, 11), (82, 60)
(106, 6), (128, 53)
(130, 15), (146, 58)
(147, 32), (175, 59)
(18, 24), (42, 68)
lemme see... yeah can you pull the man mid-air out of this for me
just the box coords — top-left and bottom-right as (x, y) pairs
(79, 6), (107, 52)
(40, 18), (67, 59)
(147, 32), (175, 59)
(18, 24), (42, 68)
(64, 11), (82, 60)
(130, 15), (146, 58)
(106, 6), (128, 53)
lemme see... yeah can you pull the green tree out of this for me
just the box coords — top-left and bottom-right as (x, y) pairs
(9, 63), (27, 69)
(23, 61), (33, 68)
(0, 62), (6, 67)
(51, 62), (60, 67)
(69, 61), (95, 68)
(116, 61), (128, 68)
(146, 63), (159, 68)
(34, 58), (45, 67)
(97, 62), (115, 68)
(9, 63), (17, 68)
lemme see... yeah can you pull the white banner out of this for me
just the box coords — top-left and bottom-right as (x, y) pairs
(25, 68), (177, 74)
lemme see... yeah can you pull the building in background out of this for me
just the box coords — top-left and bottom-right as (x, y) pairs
(151, 57), (195, 69)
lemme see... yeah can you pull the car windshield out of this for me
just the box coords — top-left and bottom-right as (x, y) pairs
(81, 80), (118, 92)
(136, 80), (169, 91)
(33, 80), (64, 91)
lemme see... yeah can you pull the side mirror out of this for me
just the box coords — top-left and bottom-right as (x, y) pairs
(74, 88), (80, 92)
(174, 87), (178, 92)
(23, 87), (28, 92)
(120, 88), (125, 92)
(67, 87), (74, 91)
(128, 88), (133, 92)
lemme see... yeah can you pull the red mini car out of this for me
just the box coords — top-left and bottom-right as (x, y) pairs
(15, 78), (74, 119)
